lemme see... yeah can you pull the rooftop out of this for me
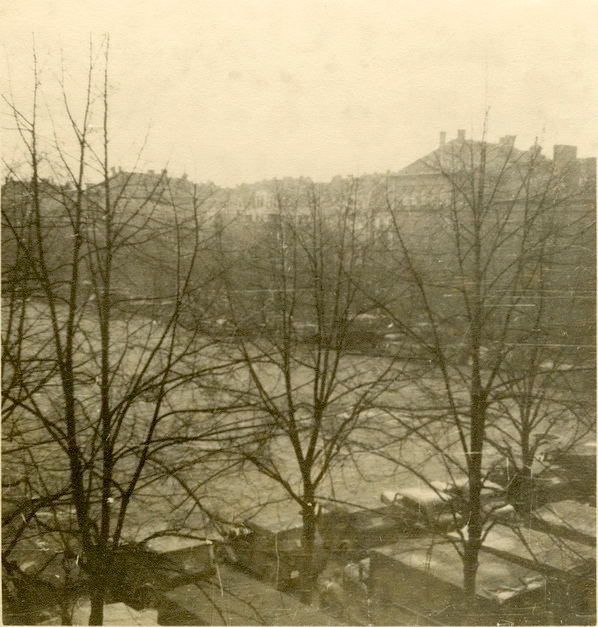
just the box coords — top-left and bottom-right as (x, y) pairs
(372, 538), (544, 603)
(531, 500), (596, 542)
(146, 535), (213, 553)
(164, 563), (341, 625)
(394, 130), (595, 180)
(480, 524), (595, 575)
(372, 521), (596, 603)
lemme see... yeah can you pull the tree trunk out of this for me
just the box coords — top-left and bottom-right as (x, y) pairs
(300, 499), (320, 604)
(463, 389), (485, 603)
(516, 428), (537, 511)
(462, 531), (481, 597)
(88, 587), (104, 626)
(87, 569), (106, 626)
(463, 472), (483, 623)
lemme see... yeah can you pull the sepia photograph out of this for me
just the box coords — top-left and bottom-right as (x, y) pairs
(1, 1), (596, 625)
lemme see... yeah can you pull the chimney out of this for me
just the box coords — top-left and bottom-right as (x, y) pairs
(553, 145), (577, 167)
(148, 169), (155, 176)
(439, 131), (446, 148)
(181, 173), (188, 181)
(162, 168), (168, 178)
(110, 167), (116, 176)
(457, 129), (466, 142)
(118, 166), (123, 173)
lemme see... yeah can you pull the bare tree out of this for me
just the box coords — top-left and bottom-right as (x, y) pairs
(2, 40), (239, 624)
(371, 126), (595, 603)
(214, 177), (399, 602)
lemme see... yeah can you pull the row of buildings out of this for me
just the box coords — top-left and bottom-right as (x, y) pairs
(7, 128), (587, 231)
(4, 130), (594, 267)
(3, 130), (594, 385)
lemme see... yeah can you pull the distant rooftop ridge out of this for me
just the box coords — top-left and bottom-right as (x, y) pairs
(4, 130), (593, 192)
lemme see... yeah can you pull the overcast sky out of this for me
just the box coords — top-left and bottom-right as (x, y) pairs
(2, 0), (597, 186)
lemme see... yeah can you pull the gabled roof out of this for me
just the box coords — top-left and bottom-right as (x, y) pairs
(395, 138), (542, 178)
